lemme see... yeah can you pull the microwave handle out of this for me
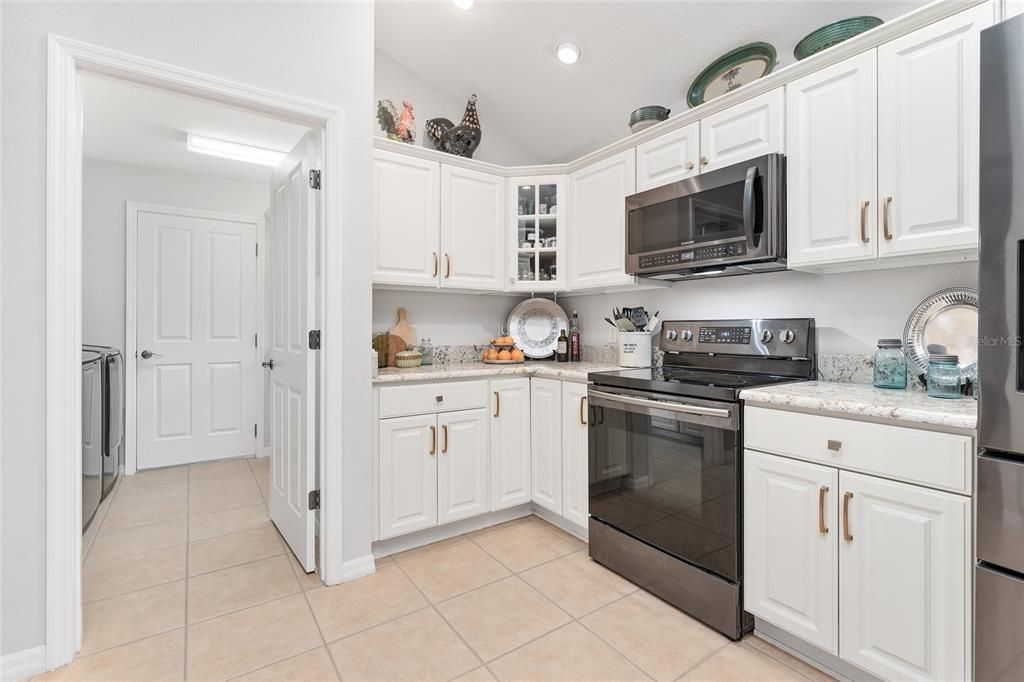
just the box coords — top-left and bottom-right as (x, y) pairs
(742, 164), (759, 245)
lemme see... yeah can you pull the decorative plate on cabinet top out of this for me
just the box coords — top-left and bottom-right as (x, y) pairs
(902, 286), (979, 380)
(507, 297), (569, 359)
(686, 42), (777, 108)
(793, 17), (883, 61)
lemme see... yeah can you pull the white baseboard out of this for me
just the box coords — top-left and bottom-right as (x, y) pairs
(1, 645), (47, 681)
(339, 554), (376, 582)
(530, 506), (588, 542)
(372, 505), (533, 558)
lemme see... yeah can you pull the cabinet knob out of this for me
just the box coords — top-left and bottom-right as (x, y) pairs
(435, 395), (443, 402)
(700, 156), (709, 166)
(827, 439), (842, 452)
(685, 161), (695, 170)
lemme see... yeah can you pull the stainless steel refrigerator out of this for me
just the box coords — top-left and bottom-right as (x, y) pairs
(81, 344), (124, 531)
(978, 13), (1024, 681)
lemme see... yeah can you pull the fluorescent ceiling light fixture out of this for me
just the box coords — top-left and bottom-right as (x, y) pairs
(186, 134), (286, 167)
(556, 42), (581, 65)
(451, 0), (475, 9)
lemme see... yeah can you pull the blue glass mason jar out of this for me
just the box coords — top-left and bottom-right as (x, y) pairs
(873, 339), (908, 389)
(418, 337), (434, 366)
(927, 354), (961, 399)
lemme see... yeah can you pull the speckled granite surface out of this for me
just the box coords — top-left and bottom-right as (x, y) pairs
(374, 361), (623, 384)
(740, 380), (976, 430)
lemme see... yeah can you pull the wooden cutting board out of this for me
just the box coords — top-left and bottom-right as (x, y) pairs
(386, 334), (408, 367)
(389, 307), (417, 348)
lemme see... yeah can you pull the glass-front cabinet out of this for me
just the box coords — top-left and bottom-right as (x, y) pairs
(508, 175), (566, 292)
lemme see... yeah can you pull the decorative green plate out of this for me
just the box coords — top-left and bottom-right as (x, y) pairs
(794, 16), (883, 61)
(686, 42), (777, 108)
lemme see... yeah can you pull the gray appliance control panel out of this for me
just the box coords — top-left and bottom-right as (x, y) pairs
(660, 318), (815, 359)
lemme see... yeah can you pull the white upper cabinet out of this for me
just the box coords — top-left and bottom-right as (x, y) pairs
(838, 471), (970, 682)
(786, 51), (878, 268)
(568, 149), (637, 289)
(745, 450), (838, 655)
(490, 378), (531, 511)
(530, 378), (563, 514)
(699, 88), (785, 172)
(440, 165), (505, 290)
(636, 122), (700, 191)
(373, 149), (441, 286)
(877, 3), (992, 258)
(508, 175), (566, 292)
(436, 408), (490, 525)
(560, 382), (590, 530)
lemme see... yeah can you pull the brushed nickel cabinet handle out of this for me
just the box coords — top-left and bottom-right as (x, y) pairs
(860, 201), (870, 243)
(827, 439), (842, 452)
(685, 161), (695, 171)
(442, 424), (449, 453)
(445, 253), (451, 278)
(843, 492), (854, 542)
(432, 252), (438, 278)
(494, 391), (500, 418)
(580, 396), (587, 425)
(883, 196), (893, 241)
(429, 425), (436, 455)
(818, 485), (829, 535)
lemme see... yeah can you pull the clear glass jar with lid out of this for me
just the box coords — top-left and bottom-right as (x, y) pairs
(873, 339), (907, 389)
(418, 338), (434, 366)
(927, 354), (961, 399)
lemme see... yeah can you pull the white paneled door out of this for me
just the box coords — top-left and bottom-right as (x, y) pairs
(266, 130), (320, 571)
(437, 408), (490, 524)
(136, 210), (259, 470)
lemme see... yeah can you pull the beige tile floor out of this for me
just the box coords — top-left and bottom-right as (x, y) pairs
(41, 456), (834, 681)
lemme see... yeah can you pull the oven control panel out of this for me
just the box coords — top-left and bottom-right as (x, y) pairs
(661, 318), (814, 358)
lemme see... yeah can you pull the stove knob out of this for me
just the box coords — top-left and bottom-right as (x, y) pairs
(760, 329), (774, 343)
(681, 330), (693, 342)
(665, 330), (678, 341)
(780, 329), (796, 344)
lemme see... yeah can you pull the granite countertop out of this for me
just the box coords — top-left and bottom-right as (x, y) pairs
(374, 361), (623, 384)
(740, 381), (977, 431)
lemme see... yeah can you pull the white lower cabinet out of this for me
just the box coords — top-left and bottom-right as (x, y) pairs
(744, 421), (971, 682)
(437, 409), (489, 525)
(379, 414), (438, 539)
(561, 381), (589, 528)
(530, 378), (563, 514)
(490, 379), (532, 510)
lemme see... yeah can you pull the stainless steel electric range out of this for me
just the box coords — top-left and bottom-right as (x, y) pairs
(586, 318), (816, 639)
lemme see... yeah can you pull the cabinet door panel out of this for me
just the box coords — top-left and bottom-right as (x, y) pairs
(877, 3), (993, 257)
(379, 414), (437, 539)
(786, 51), (878, 267)
(490, 379), (531, 511)
(441, 166), (505, 290)
(530, 378), (563, 514)
(373, 150), (440, 286)
(568, 150), (636, 289)
(636, 122), (699, 191)
(699, 88), (785, 171)
(437, 409), (489, 524)
(838, 471), (970, 682)
(744, 451), (838, 654)
(561, 382), (589, 529)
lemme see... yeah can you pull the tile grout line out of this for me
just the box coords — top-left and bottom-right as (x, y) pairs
(183, 467), (193, 680)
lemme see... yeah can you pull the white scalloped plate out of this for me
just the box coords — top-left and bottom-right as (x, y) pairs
(507, 298), (569, 359)
(902, 286), (978, 379)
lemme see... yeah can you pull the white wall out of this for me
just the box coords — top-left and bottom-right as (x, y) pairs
(375, 51), (536, 166)
(83, 158), (269, 353)
(373, 289), (527, 345)
(1, 1), (374, 659)
(563, 262), (979, 354)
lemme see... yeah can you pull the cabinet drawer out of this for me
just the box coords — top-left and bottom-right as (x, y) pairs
(380, 381), (488, 418)
(745, 406), (972, 494)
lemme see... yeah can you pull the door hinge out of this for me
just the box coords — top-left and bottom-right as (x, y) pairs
(308, 489), (320, 510)
(309, 169), (321, 190)
(308, 329), (321, 350)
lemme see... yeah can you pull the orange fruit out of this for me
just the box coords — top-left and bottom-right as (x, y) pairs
(484, 348), (498, 360)
(510, 349), (524, 361)
(497, 349), (512, 361)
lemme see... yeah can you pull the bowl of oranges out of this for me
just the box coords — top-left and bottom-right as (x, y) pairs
(483, 336), (525, 364)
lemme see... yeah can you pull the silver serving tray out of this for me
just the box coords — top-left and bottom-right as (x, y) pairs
(508, 297), (569, 359)
(902, 286), (979, 379)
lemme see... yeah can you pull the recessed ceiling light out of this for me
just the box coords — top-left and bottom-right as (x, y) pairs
(556, 42), (581, 65)
(186, 134), (286, 167)
(451, 0), (475, 10)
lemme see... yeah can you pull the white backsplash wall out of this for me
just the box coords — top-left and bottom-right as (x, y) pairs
(562, 262), (978, 355)
(373, 289), (529, 346)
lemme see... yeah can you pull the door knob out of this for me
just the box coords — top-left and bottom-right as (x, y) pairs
(140, 350), (162, 359)
(262, 359), (276, 370)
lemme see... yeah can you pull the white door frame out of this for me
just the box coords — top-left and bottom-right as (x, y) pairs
(124, 202), (265, 475)
(46, 34), (345, 670)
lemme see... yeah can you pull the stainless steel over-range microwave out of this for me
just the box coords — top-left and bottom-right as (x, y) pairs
(624, 153), (786, 280)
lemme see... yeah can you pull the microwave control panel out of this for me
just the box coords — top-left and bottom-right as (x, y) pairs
(639, 242), (747, 270)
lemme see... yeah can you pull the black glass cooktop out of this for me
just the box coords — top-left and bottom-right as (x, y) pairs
(588, 366), (803, 401)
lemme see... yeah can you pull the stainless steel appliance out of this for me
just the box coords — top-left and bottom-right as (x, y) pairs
(977, 15), (1024, 681)
(587, 318), (815, 639)
(82, 344), (124, 530)
(624, 154), (786, 281)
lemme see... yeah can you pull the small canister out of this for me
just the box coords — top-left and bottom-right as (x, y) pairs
(419, 337), (434, 366)
(873, 339), (907, 389)
(927, 354), (961, 399)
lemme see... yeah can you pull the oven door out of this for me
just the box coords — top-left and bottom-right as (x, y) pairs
(588, 387), (741, 582)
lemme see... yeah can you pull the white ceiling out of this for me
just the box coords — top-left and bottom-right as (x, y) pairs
(82, 74), (309, 183)
(376, 0), (929, 164)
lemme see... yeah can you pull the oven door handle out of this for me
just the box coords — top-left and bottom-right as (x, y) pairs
(588, 390), (733, 419)
(742, 164), (760, 248)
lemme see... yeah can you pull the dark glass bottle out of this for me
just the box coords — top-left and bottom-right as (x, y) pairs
(556, 329), (569, 362)
(569, 312), (581, 362)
